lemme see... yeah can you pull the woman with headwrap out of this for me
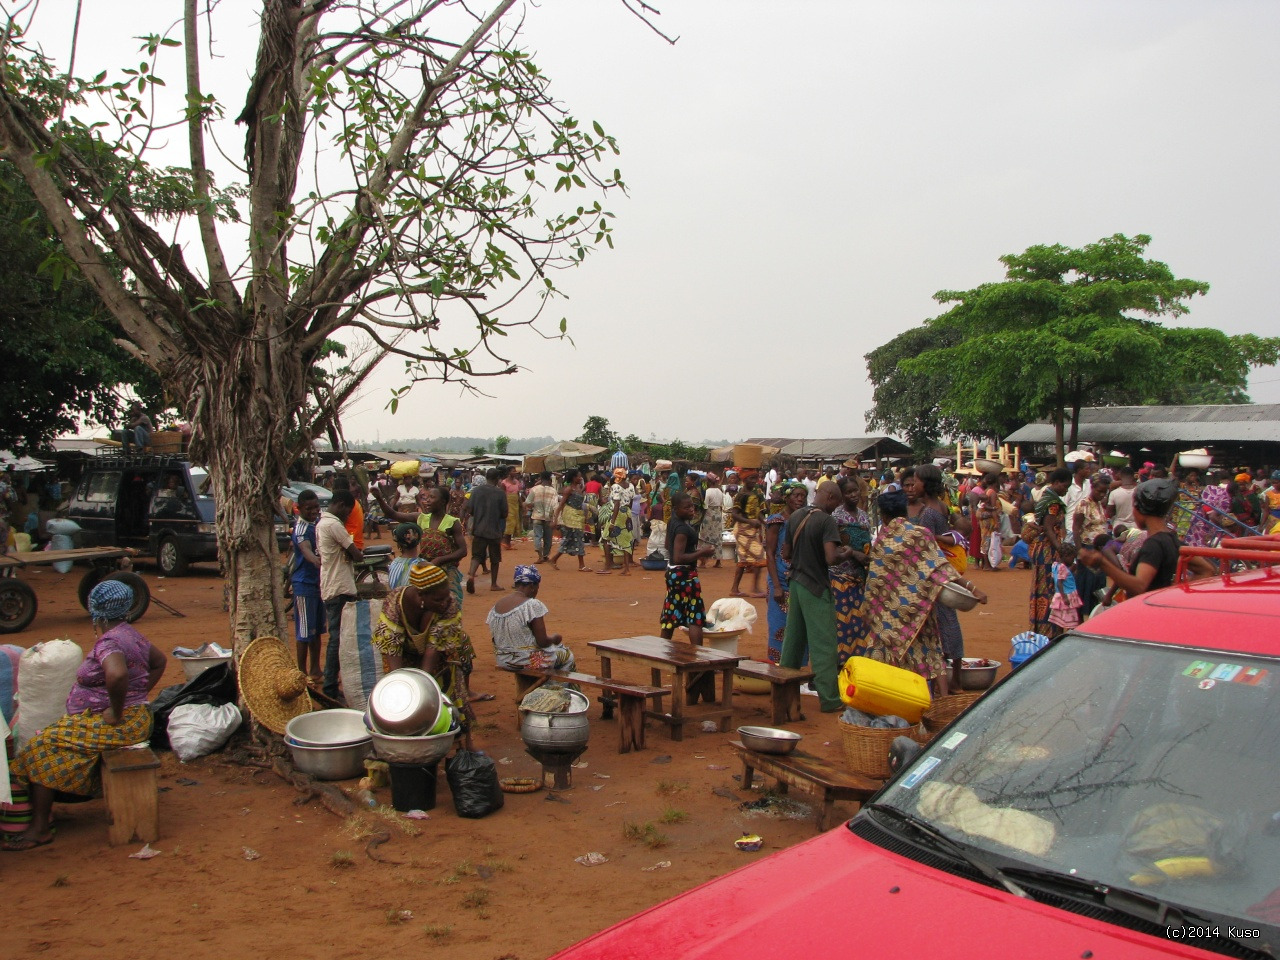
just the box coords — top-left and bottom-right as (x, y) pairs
(1030, 467), (1072, 635)
(849, 491), (986, 695)
(597, 467), (636, 576)
(387, 522), (422, 589)
(763, 481), (808, 664)
(372, 561), (477, 740)
(486, 565), (575, 671)
(1079, 478), (1214, 598)
(372, 485), (468, 610)
(5, 580), (166, 851)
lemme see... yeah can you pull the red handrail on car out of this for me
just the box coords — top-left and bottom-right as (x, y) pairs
(1177, 534), (1280, 582)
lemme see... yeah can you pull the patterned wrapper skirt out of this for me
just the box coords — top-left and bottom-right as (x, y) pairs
(11, 704), (152, 797)
(660, 566), (706, 630)
(734, 525), (766, 568)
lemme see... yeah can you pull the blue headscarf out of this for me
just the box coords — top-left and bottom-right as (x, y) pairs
(513, 564), (541, 586)
(88, 579), (134, 622)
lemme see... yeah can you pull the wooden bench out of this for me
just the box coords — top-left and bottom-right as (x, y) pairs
(731, 740), (881, 831)
(504, 669), (670, 754)
(102, 746), (161, 846)
(733, 661), (814, 725)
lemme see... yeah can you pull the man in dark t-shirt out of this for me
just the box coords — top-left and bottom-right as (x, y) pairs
(779, 483), (855, 712)
(467, 468), (508, 593)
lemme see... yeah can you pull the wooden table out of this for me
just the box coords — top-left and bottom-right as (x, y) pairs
(589, 636), (744, 741)
(731, 740), (883, 830)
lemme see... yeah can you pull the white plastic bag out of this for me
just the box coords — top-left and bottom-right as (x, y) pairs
(987, 528), (1003, 568)
(15, 639), (83, 750)
(167, 702), (243, 761)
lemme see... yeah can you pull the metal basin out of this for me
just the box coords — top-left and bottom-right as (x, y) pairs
(368, 668), (442, 736)
(957, 658), (1000, 690)
(520, 690), (591, 753)
(737, 725), (803, 755)
(368, 726), (459, 765)
(286, 708), (370, 747)
(287, 739), (371, 780)
(938, 582), (979, 612)
(176, 654), (232, 682)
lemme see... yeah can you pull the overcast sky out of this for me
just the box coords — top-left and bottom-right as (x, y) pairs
(32, 1), (1280, 446)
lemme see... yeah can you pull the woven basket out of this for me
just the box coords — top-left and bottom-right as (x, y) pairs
(499, 777), (543, 794)
(921, 691), (984, 736)
(840, 719), (923, 779)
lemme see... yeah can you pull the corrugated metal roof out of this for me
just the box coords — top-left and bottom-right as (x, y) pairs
(1004, 405), (1280, 444)
(746, 437), (914, 458)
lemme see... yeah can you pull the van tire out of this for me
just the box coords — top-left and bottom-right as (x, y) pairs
(77, 568), (106, 610)
(157, 536), (190, 576)
(0, 579), (37, 633)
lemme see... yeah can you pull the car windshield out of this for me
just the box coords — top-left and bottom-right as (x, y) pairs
(188, 467), (214, 500)
(876, 634), (1280, 949)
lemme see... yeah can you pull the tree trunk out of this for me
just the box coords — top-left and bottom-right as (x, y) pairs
(184, 330), (307, 653)
(1053, 407), (1065, 467)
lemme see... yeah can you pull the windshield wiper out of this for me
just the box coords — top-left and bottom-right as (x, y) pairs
(865, 803), (1030, 899)
(1002, 867), (1275, 956)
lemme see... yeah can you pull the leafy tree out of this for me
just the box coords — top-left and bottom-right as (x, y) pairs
(0, 161), (165, 452)
(899, 234), (1279, 463)
(493, 435), (511, 455)
(0, 3), (626, 646)
(865, 325), (966, 460)
(577, 415), (618, 450)
(469, 445), (488, 457)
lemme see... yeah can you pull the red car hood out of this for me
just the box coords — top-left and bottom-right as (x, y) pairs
(551, 825), (1221, 960)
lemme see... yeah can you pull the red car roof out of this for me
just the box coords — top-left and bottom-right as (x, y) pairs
(1085, 544), (1280, 655)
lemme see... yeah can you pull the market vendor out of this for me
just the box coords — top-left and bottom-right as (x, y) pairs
(4, 580), (166, 851)
(372, 561), (476, 748)
(486, 565), (575, 671)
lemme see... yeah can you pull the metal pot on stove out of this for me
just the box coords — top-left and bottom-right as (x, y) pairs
(519, 688), (591, 753)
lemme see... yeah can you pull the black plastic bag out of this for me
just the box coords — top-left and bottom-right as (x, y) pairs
(148, 662), (239, 750)
(444, 749), (504, 819)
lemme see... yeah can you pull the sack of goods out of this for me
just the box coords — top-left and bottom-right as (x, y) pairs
(388, 459), (422, 480)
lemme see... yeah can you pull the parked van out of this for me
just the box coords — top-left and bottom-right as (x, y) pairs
(68, 455), (289, 575)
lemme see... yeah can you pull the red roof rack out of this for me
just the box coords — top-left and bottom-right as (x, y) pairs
(1177, 533), (1280, 582)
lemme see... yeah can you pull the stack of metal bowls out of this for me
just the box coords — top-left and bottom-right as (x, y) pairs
(285, 708), (372, 780)
(365, 668), (459, 763)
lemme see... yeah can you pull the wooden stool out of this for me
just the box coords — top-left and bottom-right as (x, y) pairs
(102, 747), (161, 846)
(731, 740), (880, 830)
(733, 661), (814, 725)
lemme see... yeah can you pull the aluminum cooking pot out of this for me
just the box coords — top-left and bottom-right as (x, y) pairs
(368, 668), (443, 736)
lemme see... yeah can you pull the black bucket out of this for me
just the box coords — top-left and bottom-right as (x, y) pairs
(388, 761), (439, 812)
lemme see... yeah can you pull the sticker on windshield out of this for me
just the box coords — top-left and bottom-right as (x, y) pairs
(900, 756), (941, 790)
(1197, 679), (1216, 691)
(1183, 660), (1215, 679)
(1234, 667), (1269, 686)
(939, 731), (967, 751)
(1209, 663), (1242, 682)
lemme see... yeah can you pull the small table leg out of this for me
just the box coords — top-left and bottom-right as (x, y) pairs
(774, 681), (801, 725)
(741, 758), (755, 791)
(668, 668), (685, 741)
(717, 667), (735, 732)
(818, 794), (835, 831)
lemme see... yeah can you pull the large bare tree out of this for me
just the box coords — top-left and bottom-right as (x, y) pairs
(0, 0), (626, 647)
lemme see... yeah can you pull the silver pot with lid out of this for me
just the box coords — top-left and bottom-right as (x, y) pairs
(520, 688), (591, 753)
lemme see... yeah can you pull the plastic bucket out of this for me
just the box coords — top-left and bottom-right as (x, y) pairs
(389, 761), (439, 812)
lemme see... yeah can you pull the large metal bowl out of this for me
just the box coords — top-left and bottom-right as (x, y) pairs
(286, 708), (370, 747)
(737, 726), (803, 755)
(938, 582), (980, 612)
(287, 739), (371, 780)
(957, 658), (1001, 690)
(368, 726), (459, 765)
(176, 654), (233, 682)
(368, 668), (442, 736)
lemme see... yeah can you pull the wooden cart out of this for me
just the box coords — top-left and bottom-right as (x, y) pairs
(0, 547), (149, 633)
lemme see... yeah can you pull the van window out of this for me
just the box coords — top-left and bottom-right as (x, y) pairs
(84, 472), (120, 503)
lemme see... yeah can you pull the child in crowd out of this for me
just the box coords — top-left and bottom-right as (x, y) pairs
(1048, 542), (1082, 637)
(1007, 524), (1036, 569)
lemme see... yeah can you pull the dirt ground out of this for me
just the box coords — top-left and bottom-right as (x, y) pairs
(4, 538), (1031, 960)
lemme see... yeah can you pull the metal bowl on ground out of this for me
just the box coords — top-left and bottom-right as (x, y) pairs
(368, 668), (442, 736)
(368, 726), (459, 765)
(286, 708), (370, 748)
(938, 582), (980, 612)
(737, 726), (803, 755)
(287, 739), (371, 780)
(957, 658), (1000, 690)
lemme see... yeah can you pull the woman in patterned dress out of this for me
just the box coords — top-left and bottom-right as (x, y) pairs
(763, 482), (807, 664)
(1030, 467), (1072, 635)
(830, 475), (873, 669)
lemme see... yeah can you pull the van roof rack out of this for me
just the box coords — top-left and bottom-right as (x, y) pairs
(88, 453), (191, 469)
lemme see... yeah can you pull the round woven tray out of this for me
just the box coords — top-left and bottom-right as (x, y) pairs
(839, 719), (923, 780)
(920, 691), (985, 737)
(499, 777), (543, 794)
